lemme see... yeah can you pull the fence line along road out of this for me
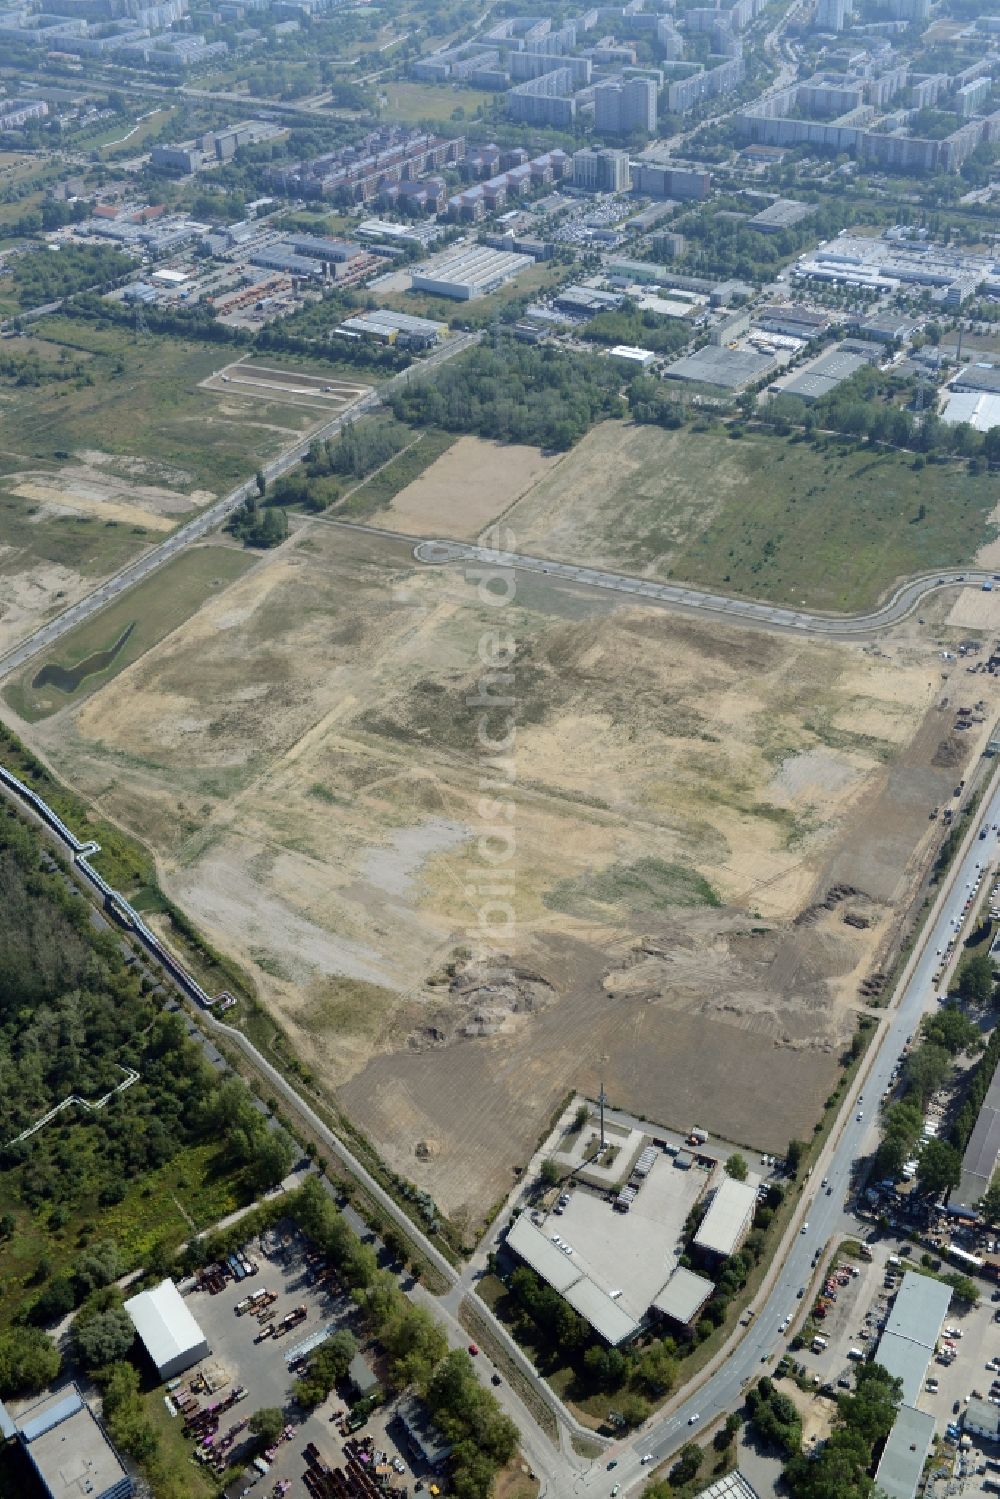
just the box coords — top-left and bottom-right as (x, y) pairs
(0, 332), (480, 685)
(415, 539), (998, 638)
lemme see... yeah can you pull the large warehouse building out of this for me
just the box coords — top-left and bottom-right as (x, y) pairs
(872, 1271), (952, 1499)
(124, 1278), (210, 1381)
(0, 1384), (133, 1499)
(410, 245), (532, 300)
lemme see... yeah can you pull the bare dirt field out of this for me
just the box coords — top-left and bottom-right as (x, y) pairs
(368, 437), (560, 540)
(9, 461), (208, 532)
(17, 523), (997, 1233)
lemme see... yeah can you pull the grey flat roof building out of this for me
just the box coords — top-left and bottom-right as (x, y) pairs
(664, 345), (776, 391)
(748, 198), (814, 233)
(873, 1270), (951, 1404)
(950, 1059), (1000, 1217)
(874, 1401), (935, 1499)
(12, 1384), (132, 1499)
(782, 345), (867, 401)
(952, 363), (1000, 395)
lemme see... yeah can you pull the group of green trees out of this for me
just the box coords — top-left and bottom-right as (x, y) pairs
(581, 306), (690, 360)
(266, 418), (414, 514)
(0, 343), (89, 389)
(226, 494), (290, 548)
(873, 1003), (980, 1190)
(672, 197), (856, 285)
(0, 801), (294, 1347)
(390, 343), (625, 452)
(746, 1375), (801, 1456)
(784, 1363), (902, 1499)
(290, 1178), (514, 1499)
(11, 244), (132, 309)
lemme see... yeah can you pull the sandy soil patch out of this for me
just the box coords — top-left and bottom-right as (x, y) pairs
(946, 585), (1000, 631)
(10, 463), (209, 532)
(0, 560), (88, 656)
(502, 422), (740, 577)
(368, 436), (561, 540)
(27, 525), (993, 1228)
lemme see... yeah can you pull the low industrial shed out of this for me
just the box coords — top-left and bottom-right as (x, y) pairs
(124, 1278), (210, 1381)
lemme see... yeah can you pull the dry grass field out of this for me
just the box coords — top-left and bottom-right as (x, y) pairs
(367, 437), (560, 541)
(15, 516), (990, 1234)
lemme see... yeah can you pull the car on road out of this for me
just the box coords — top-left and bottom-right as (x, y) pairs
(688, 1414), (700, 1425)
(801, 1222), (809, 1234)
(468, 1343), (479, 1356)
(607, 1461), (617, 1471)
(857, 1111), (864, 1121)
(641, 1454), (654, 1465)
(797, 1287), (806, 1298)
(611, 1486), (620, 1496)
(491, 1373), (502, 1386)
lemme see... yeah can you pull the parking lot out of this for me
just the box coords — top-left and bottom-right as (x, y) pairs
(173, 1224), (425, 1499)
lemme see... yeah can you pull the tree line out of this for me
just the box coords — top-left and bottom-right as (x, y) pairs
(390, 342), (625, 452)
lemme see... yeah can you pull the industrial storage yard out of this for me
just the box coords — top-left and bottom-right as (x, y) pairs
(12, 509), (996, 1231)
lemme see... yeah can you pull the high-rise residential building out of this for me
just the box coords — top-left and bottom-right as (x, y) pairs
(571, 146), (631, 191)
(815, 0), (848, 30)
(594, 76), (657, 133)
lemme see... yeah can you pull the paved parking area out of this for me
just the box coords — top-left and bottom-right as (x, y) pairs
(794, 1247), (885, 1387)
(174, 1226), (418, 1499)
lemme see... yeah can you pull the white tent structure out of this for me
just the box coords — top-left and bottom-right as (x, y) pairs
(124, 1279), (209, 1381)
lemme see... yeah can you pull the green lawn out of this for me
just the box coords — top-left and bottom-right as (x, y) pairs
(378, 80), (493, 124)
(9, 321), (318, 494)
(513, 422), (999, 613)
(5, 543), (256, 721)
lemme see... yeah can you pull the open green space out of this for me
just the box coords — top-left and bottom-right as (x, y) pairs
(512, 423), (998, 613)
(5, 543), (256, 721)
(378, 80), (493, 123)
(9, 320), (319, 492)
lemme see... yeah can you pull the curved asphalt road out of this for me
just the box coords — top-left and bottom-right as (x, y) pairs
(415, 540), (998, 638)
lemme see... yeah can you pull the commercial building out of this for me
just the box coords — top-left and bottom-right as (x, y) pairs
(852, 312), (917, 344)
(336, 309), (446, 346)
(410, 245), (532, 300)
(396, 1396), (452, 1468)
(572, 146), (631, 192)
(665, 345), (775, 391)
(965, 1397), (1000, 1441)
(710, 308), (752, 346)
(594, 76), (658, 133)
(606, 256), (671, 284)
(747, 198), (813, 233)
(952, 363), (1000, 395)
(941, 391), (1000, 434)
(609, 344), (657, 369)
(1, 1384), (132, 1499)
(555, 284), (624, 316)
(874, 1401), (936, 1499)
(124, 1278), (210, 1381)
(950, 1056), (1000, 1217)
(755, 304), (829, 340)
(693, 1176), (758, 1258)
(631, 162), (711, 199)
(781, 345), (868, 401)
(691, 1476), (760, 1499)
(506, 1215), (640, 1344)
(873, 1270), (951, 1405)
(651, 1265), (714, 1329)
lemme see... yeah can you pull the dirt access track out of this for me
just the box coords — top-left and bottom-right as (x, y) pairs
(15, 522), (999, 1237)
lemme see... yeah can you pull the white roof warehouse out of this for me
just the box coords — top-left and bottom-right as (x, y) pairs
(124, 1278), (210, 1381)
